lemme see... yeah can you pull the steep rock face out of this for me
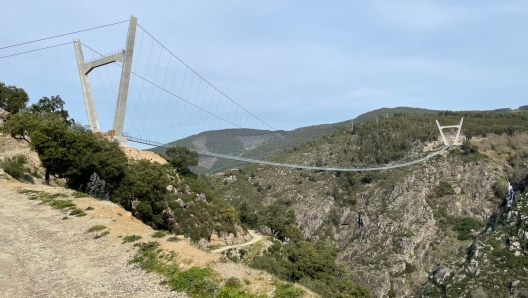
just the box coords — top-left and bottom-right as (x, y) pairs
(422, 191), (528, 297)
(209, 125), (528, 297)
(209, 152), (507, 297)
(336, 155), (503, 297)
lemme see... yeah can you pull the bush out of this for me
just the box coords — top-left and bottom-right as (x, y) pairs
(94, 231), (110, 239)
(274, 281), (304, 298)
(122, 234), (142, 244)
(151, 230), (167, 238)
(168, 266), (212, 293)
(452, 217), (483, 240)
(0, 154), (28, 180)
(224, 277), (242, 288)
(86, 225), (106, 233)
(435, 181), (455, 197)
(492, 179), (509, 198)
(87, 172), (109, 200)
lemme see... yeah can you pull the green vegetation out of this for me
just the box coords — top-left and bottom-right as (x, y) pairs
(86, 172), (109, 200)
(72, 191), (89, 198)
(273, 281), (304, 298)
(151, 230), (167, 238)
(434, 181), (455, 197)
(94, 231), (110, 239)
(168, 266), (214, 294)
(165, 146), (198, 175)
(250, 239), (371, 297)
(16, 189), (86, 217)
(69, 208), (87, 217)
(3, 95), (128, 187)
(2, 83), (242, 244)
(50, 199), (76, 210)
(86, 225), (107, 233)
(0, 154), (30, 181)
(0, 82), (29, 114)
(122, 235), (142, 243)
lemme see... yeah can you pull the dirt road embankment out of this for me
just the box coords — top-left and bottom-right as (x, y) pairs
(0, 178), (198, 298)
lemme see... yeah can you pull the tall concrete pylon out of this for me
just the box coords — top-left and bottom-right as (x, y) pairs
(73, 15), (137, 146)
(436, 118), (464, 146)
(112, 16), (137, 146)
(73, 40), (101, 133)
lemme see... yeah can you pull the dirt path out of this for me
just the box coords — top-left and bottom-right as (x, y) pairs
(210, 230), (263, 253)
(0, 178), (189, 298)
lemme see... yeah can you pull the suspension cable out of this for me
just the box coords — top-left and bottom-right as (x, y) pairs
(136, 24), (276, 131)
(0, 20), (129, 50)
(0, 42), (72, 59)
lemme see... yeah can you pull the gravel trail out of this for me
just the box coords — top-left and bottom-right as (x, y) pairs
(0, 179), (181, 298)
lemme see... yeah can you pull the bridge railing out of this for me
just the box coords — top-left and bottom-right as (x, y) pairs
(125, 133), (450, 172)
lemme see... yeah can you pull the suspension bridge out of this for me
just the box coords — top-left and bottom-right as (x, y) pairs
(0, 16), (463, 172)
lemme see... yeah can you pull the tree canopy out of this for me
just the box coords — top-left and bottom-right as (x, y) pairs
(0, 82), (29, 114)
(3, 95), (127, 187)
(165, 146), (199, 173)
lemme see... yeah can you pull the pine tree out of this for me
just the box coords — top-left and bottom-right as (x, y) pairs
(87, 172), (109, 200)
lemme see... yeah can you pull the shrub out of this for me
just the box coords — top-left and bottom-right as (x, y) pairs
(94, 231), (110, 239)
(168, 266), (212, 293)
(0, 154), (28, 180)
(274, 281), (304, 298)
(224, 277), (242, 288)
(86, 225), (107, 233)
(492, 179), (509, 198)
(134, 241), (160, 251)
(452, 217), (483, 240)
(69, 208), (86, 217)
(151, 230), (167, 238)
(87, 172), (109, 200)
(435, 181), (455, 197)
(50, 200), (76, 210)
(122, 234), (142, 244)
(73, 191), (89, 198)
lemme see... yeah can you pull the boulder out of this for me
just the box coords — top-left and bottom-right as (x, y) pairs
(433, 267), (453, 285)
(197, 193), (207, 202)
(175, 198), (186, 208)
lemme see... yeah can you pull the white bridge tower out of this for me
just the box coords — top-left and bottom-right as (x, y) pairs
(436, 118), (464, 146)
(73, 15), (137, 147)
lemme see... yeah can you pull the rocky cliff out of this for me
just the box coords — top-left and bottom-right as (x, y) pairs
(209, 112), (528, 297)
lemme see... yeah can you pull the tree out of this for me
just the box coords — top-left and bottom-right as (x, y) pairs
(29, 114), (75, 184)
(87, 172), (109, 200)
(2, 95), (70, 143)
(0, 82), (29, 114)
(112, 160), (170, 229)
(165, 146), (198, 174)
(461, 140), (478, 154)
(62, 129), (127, 194)
(30, 95), (70, 122)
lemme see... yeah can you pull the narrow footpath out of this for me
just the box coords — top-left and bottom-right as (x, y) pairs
(210, 230), (263, 254)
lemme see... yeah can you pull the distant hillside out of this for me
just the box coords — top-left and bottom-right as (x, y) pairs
(148, 106), (527, 174)
(149, 107), (440, 173)
(150, 123), (348, 173)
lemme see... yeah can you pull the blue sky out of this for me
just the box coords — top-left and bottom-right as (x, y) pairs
(1, 1), (527, 141)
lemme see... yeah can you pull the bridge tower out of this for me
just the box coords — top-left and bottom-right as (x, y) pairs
(73, 15), (137, 147)
(436, 118), (464, 146)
